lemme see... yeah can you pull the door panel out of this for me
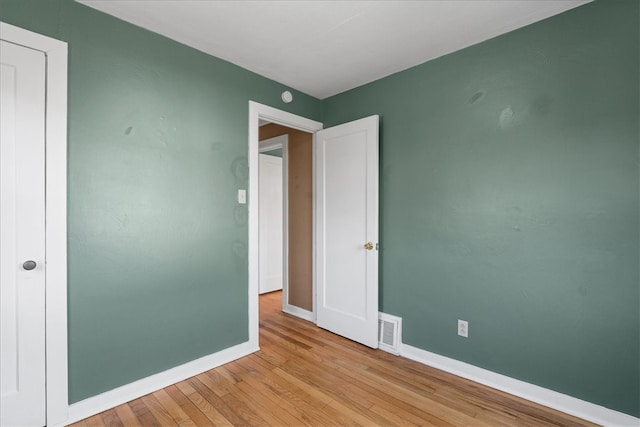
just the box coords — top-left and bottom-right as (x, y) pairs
(259, 153), (283, 294)
(316, 115), (379, 348)
(0, 40), (47, 427)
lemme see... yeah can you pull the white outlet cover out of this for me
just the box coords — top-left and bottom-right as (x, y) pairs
(458, 319), (468, 338)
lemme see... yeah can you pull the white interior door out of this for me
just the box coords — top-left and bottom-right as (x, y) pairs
(1, 40), (47, 426)
(259, 153), (283, 294)
(315, 115), (379, 348)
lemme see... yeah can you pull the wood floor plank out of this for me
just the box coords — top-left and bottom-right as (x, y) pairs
(188, 376), (263, 426)
(164, 384), (216, 427)
(235, 363), (339, 426)
(254, 347), (289, 367)
(228, 373), (305, 426)
(280, 356), (454, 426)
(215, 365), (243, 385)
(316, 348), (489, 426)
(243, 357), (361, 427)
(175, 380), (234, 426)
(127, 398), (161, 426)
(271, 364), (379, 427)
(277, 359), (407, 426)
(151, 388), (198, 427)
(112, 401), (144, 427)
(232, 369), (315, 426)
(140, 394), (178, 426)
(82, 415), (104, 427)
(220, 391), (274, 426)
(195, 370), (235, 398)
(99, 408), (124, 427)
(68, 291), (596, 427)
(261, 327), (452, 425)
(260, 323), (314, 349)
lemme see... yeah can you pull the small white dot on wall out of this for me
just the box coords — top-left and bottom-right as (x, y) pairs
(281, 91), (293, 104)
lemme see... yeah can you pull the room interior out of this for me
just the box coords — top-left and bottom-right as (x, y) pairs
(0, 0), (638, 425)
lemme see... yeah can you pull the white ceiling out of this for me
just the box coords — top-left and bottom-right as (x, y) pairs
(79, 0), (589, 99)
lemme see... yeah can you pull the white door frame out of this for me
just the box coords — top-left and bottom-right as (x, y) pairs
(259, 135), (287, 298)
(0, 22), (68, 425)
(258, 134), (287, 153)
(248, 101), (322, 347)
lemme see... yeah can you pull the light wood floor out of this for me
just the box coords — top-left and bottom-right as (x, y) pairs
(70, 291), (594, 426)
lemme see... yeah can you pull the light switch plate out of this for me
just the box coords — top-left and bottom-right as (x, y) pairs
(237, 189), (246, 204)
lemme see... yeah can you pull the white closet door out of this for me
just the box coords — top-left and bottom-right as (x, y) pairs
(259, 153), (283, 294)
(1, 40), (47, 426)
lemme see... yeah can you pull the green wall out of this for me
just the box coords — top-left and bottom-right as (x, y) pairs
(323, 0), (639, 417)
(1, 0), (321, 403)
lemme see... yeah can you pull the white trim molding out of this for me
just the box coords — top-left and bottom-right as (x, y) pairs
(65, 341), (257, 426)
(283, 305), (315, 322)
(0, 22), (68, 427)
(400, 343), (640, 427)
(259, 133), (287, 153)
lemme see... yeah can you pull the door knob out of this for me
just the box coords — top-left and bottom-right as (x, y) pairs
(22, 260), (37, 271)
(364, 242), (374, 250)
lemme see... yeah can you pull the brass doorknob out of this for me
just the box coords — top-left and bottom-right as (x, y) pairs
(364, 242), (374, 250)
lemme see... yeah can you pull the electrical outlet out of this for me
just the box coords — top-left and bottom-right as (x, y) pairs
(458, 320), (468, 338)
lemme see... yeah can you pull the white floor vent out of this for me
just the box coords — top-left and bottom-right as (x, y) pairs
(378, 313), (402, 355)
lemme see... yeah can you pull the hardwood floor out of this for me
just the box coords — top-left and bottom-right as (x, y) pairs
(70, 291), (595, 426)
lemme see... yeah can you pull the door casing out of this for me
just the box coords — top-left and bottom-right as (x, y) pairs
(0, 22), (68, 426)
(248, 101), (322, 347)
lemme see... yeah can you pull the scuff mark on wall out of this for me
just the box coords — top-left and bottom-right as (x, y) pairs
(532, 95), (554, 116)
(233, 205), (247, 226)
(231, 240), (247, 272)
(468, 90), (486, 105)
(231, 156), (249, 184)
(499, 105), (517, 128)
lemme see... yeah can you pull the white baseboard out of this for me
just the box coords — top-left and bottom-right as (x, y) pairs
(60, 335), (639, 426)
(65, 341), (258, 425)
(283, 304), (315, 322)
(401, 343), (639, 427)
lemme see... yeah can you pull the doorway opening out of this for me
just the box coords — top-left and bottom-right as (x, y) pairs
(250, 101), (380, 350)
(248, 101), (323, 349)
(258, 123), (313, 319)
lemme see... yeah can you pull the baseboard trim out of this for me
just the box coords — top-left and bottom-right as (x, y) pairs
(283, 304), (315, 322)
(400, 343), (639, 427)
(65, 341), (258, 425)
